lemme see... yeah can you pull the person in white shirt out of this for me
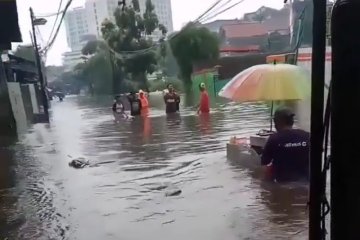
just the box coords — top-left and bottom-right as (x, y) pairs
(112, 96), (131, 122)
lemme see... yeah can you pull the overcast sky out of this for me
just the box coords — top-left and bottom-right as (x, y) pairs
(15, 0), (283, 66)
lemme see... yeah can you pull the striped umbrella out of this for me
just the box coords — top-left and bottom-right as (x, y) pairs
(219, 63), (311, 130)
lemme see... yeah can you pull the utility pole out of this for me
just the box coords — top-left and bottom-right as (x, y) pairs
(309, 0), (327, 239)
(30, 7), (49, 122)
(331, 1), (360, 239)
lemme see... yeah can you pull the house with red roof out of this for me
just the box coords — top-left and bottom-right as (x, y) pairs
(200, 19), (242, 33)
(219, 22), (268, 56)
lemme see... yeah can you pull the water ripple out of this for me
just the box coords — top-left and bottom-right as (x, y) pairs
(0, 96), (308, 240)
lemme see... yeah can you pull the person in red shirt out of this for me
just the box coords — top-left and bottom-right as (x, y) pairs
(138, 89), (149, 116)
(197, 82), (210, 114)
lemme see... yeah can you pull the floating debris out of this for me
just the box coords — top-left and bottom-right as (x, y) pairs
(68, 158), (89, 169)
(149, 185), (168, 191)
(165, 189), (182, 197)
(162, 219), (175, 225)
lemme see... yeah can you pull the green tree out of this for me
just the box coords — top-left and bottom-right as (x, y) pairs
(46, 65), (65, 81)
(70, 50), (114, 95)
(169, 25), (219, 91)
(292, 0), (313, 47)
(156, 40), (179, 77)
(101, 0), (166, 91)
(54, 68), (88, 95)
(84, 52), (113, 94)
(81, 40), (107, 55)
(302, 0), (313, 46)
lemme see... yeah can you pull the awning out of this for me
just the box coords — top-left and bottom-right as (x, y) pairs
(9, 64), (38, 74)
(7, 54), (38, 74)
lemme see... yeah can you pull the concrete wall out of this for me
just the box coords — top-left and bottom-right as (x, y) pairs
(0, 61), (16, 136)
(29, 84), (40, 114)
(20, 84), (34, 123)
(7, 82), (28, 133)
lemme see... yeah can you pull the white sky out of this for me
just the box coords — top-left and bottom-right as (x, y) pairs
(15, 0), (284, 66)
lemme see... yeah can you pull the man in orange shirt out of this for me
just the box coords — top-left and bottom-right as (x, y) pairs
(197, 82), (210, 114)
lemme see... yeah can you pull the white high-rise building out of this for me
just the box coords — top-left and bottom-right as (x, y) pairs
(64, 7), (90, 51)
(63, 0), (173, 69)
(85, 0), (119, 38)
(138, 0), (174, 36)
(84, 0), (173, 39)
(65, 0), (174, 47)
(62, 50), (84, 71)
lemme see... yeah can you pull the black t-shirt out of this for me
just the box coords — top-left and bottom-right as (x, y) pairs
(127, 96), (141, 116)
(261, 129), (310, 182)
(164, 92), (180, 114)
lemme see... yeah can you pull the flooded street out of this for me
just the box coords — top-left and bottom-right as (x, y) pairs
(1, 95), (308, 240)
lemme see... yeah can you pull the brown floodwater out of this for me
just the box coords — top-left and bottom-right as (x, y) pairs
(0, 95), (308, 240)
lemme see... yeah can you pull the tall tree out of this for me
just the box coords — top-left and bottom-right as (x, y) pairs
(81, 40), (106, 55)
(101, 0), (167, 91)
(71, 50), (114, 95)
(291, 0), (313, 47)
(158, 41), (179, 77)
(170, 25), (219, 90)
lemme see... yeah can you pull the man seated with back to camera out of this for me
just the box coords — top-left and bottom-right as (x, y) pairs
(127, 91), (142, 116)
(261, 107), (310, 183)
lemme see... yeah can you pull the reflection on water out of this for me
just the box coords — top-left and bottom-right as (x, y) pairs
(0, 95), (307, 240)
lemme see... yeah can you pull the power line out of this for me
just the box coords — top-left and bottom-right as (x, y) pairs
(195, 0), (224, 22)
(104, 1), (225, 59)
(107, 0), (248, 59)
(46, 0), (64, 50)
(200, 0), (247, 23)
(41, 0), (74, 54)
(36, 10), (65, 18)
(198, 0), (233, 23)
(77, 0), (247, 61)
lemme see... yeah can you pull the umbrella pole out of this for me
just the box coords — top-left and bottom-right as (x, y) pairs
(270, 101), (274, 131)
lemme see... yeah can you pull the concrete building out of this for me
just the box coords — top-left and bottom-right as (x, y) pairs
(63, 0), (174, 69)
(139, 0), (174, 35)
(0, 1), (22, 137)
(85, 0), (118, 38)
(219, 23), (268, 54)
(62, 50), (84, 72)
(200, 19), (241, 33)
(84, 0), (173, 40)
(65, 0), (173, 44)
(64, 7), (90, 51)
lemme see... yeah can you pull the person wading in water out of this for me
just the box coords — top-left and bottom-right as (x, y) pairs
(112, 95), (130, 121)
(138, 89), (149, 116)
(197, 82), (210, 114)
(127, 91), (142, 116)
(261, 107), (310, 183)
(164, 84), (180, 114)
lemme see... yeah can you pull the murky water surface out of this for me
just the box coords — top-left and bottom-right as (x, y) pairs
(0, 95), (308, 240)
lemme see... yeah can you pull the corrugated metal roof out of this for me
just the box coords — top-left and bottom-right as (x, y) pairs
(221, 23), (268, 38)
